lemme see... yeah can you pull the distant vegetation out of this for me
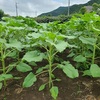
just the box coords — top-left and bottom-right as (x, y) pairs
(0, 9), (4, 20)
(39, 0), (100, 17)
(35, 0), (100, 23)
(35, 15), (71, 23)
(0, 0), (100, 23)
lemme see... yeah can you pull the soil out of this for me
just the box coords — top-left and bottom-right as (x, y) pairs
(0, 68), (100, 100)
(0, 50), (100, 100)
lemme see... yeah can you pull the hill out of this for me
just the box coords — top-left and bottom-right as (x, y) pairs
(39, 0), (100, 16)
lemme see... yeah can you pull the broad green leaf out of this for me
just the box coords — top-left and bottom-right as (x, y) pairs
(92, 25), (100, 32)
(57, 35), (76, 39)
(46, 32), (56, 40)
(84, 51), (92, 57)
(28, 33), (41, 39)
(50, 86), (58, 100)
(55, 41), (68, 52)
(0, 38), (6, 44)
(0, 74), (13, 81)
(9, 26), (24, 30)
(79, 36), (97, 45)
(55, 79), (61, 81)
(66, 36), (76, 39)
(0, 82), (2, 90)
(83, 70), (91, 76)
(67, 52), (75, 57)
(90, 64), (100, 77)
(22, 51), (44, 62)
(7, 50), (17, 58)
(62, 64), (79, 78)
(46, 39), (55, 46)
(57, 34), (67, 39)
(36, 67), (44, 74)
(23, 72), (37, 87)
(39, 84), (46, 91)
(74, 55), (86, 62)
(16, 62), (32, 72)
(6, 63), (17, 73)
(5, 39), (22, 51)
(29, 62), (37, 66)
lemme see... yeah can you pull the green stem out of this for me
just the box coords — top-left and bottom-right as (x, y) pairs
(1, 46), (7, 87)
(36, 70), (48, 77)
(52, 66), (58, 73)
(92, 44), (96, 64)
(96, 45), (100, 50)
(48, 46), (53, 88)
(5, 49), (15, 57)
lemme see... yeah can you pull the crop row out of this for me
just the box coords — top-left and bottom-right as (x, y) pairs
(0, 13), (100, 99)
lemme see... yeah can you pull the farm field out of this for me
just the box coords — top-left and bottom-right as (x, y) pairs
(0, 13), (100, 100)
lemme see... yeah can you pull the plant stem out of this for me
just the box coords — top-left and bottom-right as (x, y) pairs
(96, 45), (100, 50)
(48, 45), (53, 88)
(1, 46), (6, 87)
(49, 60), (52, 88)
(92, 44), (96, 64)
(36, 70), (48, 77)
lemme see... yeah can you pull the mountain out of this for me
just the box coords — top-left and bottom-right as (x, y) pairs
(39, 0), (100, 16)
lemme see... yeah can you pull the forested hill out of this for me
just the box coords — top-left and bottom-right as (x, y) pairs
(39, 0), (100, 16)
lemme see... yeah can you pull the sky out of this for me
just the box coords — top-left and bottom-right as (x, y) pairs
(0, 0), (90, 17)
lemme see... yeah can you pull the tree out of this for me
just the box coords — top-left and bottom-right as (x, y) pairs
(92, 3), (99, 11)
(0, 9), (4, 20)
(92, 3), (100, 15)
(79, 7), (87, 14)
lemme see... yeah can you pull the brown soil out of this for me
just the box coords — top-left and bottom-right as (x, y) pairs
(0, 50), (100, 100)
(0, 69), (100, 100)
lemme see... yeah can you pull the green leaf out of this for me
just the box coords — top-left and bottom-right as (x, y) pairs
(29, 62), (37, 66)
(13, 77), (22, 80)
(6, 63), (17, 73)
(7, 50), (17, 58)
(66, 36), (76, 39)
(79, 36), (97, 45)
(55, 41), (68, 52)
(74, 55), (86, 62)
(5, 39), (22, 51)
(23, 72), (37, 87)
(0, 82), (2, 90)
(16, 62), (32, 72)
(55, 78), (61, 81)
(28, 33), (41, 39)
(0, 38), (6, 44)
(90, 64), (100, 77)
(92, 25), (100, 32)
(46, 32), (56, 40)
(62, 64), (79, 78)
(36, 67), (44, 74)
(67, 52), (75, 57)
(50, 86), (58, 100)
(0, 74), (13, 81)
(45, 39), (55, 46)
(39, 84), (46, 91)
(59, 62), (79, 78)
(83, 70), (91, 76)
(22, 51), (44, 62)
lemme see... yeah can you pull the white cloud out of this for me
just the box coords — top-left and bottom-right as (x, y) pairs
(0, 0), (90, 17)
(70, 0), (90, 5)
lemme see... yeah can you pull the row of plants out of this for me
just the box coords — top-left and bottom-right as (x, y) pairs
(0, 13), (100, 100)
(34, 15), (71, 23)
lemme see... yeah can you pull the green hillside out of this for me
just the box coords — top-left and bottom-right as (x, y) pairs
(39, 0), (100, 16)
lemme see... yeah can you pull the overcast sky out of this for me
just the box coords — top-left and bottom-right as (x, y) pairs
(0, 0), (90, 17)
